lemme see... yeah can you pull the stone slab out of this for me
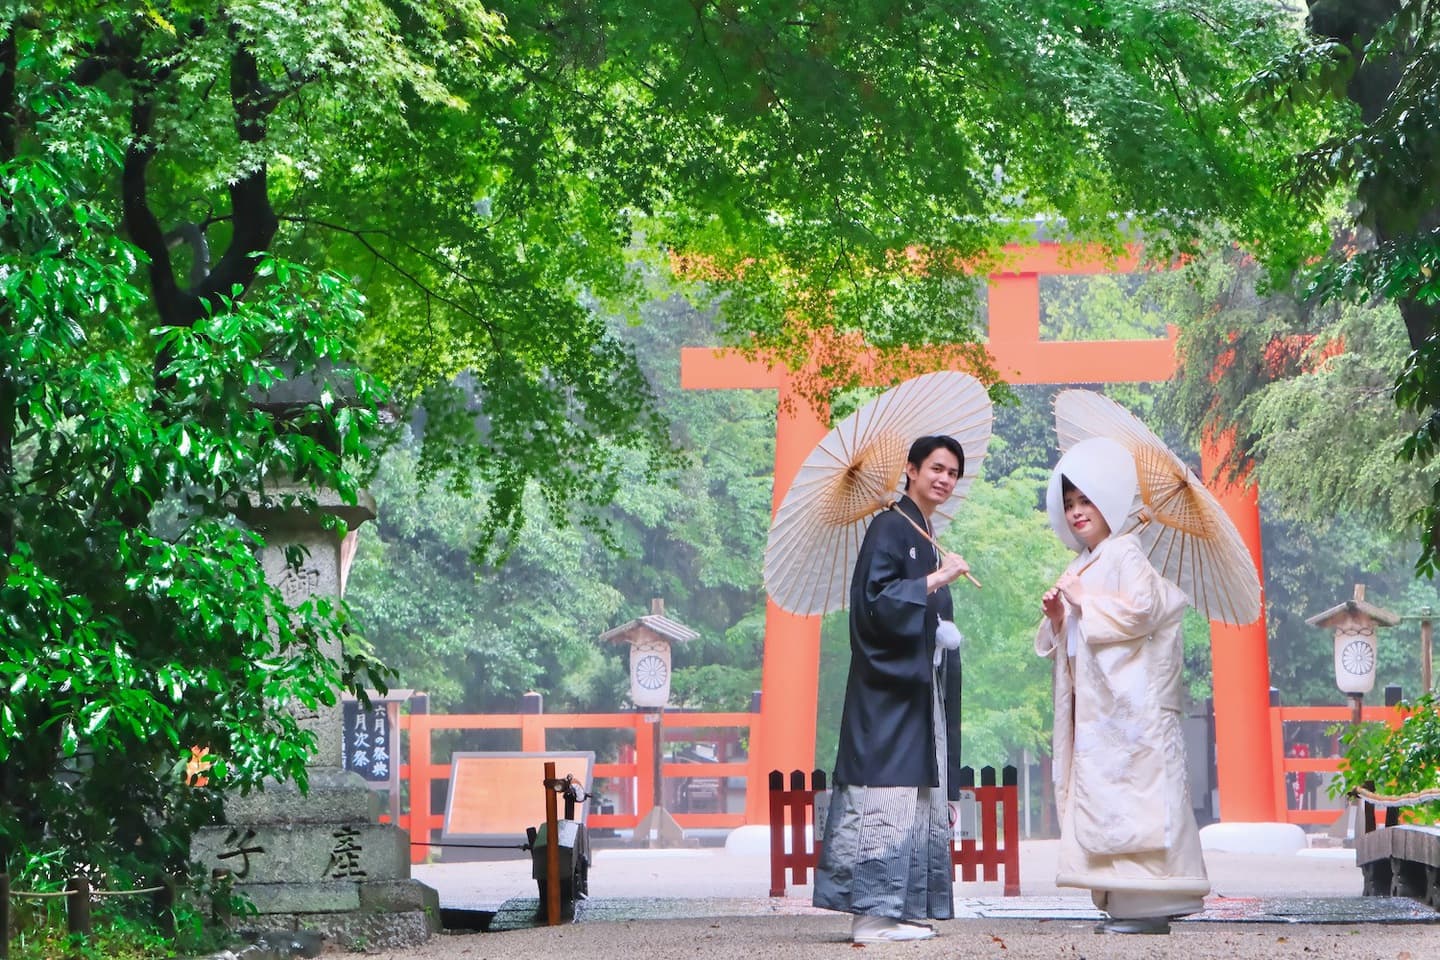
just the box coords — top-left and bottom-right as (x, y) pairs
(357, 878), (441, 915)
(224, 769), (381, 825)
(239, 882), (361, 914)
(479, 894), (1440, 932)
(1200, 821), (1308, 856)
(193, 822), (409, 884)
(257, 908), (437, 950)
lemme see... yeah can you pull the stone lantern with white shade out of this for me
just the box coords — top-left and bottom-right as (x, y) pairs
(1306, 584), (1401, 718)
(601, 599), (699, 846)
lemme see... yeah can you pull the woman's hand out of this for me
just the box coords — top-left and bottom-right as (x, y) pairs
(1055, 572), (1084, 606)
(1041, 587), (1066, 634)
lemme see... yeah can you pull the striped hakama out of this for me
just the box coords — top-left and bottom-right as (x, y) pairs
(813, 670), (953, 920)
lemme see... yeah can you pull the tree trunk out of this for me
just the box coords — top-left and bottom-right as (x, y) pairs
(1309, 0), (1440, 348)
(0, 19), (17, 561)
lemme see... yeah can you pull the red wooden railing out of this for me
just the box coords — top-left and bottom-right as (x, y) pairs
(1268, 704), (1404, 825)
(767, 766), (1021, 897)
(397, 711), (752, 863)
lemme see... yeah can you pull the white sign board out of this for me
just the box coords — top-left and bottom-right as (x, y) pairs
(813, 789), (831, 838)
(950, 790), (978, 841)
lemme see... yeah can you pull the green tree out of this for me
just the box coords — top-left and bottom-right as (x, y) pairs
(0, 0), (503, 898)
(1261, 510), (1435, 707)
(0, 0), (1330, 917)
(0, 88), (386, 913)
(1187, 1), (1440, 572)
(346, 294), (777, 716)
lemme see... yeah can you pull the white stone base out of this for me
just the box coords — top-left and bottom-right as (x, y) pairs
(1199, 822), (1307, 855)
(723, 823), (813, 856)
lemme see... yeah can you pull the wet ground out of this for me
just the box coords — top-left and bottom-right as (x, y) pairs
(474, 892), (1439, 931)
(396, 835), (1439, 953)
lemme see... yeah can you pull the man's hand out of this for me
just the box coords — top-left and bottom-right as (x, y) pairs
(927, 550), (970, 592)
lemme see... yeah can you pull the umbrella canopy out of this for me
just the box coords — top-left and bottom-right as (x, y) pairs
(1053, 389), (1262, 626)
(763, 371), (993, 617)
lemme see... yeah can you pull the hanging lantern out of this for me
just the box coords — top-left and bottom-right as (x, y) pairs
(600, 599), (698, 710)
(1306, 585), (1400, 696)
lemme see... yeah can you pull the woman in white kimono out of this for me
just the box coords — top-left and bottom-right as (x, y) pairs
(1034, 437), (1209, 934)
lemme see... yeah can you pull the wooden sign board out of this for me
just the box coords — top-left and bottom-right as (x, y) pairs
(441, 751), (594, 841)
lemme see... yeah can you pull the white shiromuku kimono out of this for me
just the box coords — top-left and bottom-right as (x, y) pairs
(1035, 438), (1210, 921)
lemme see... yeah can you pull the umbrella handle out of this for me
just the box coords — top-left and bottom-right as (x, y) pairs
(888, 504), (981, 590)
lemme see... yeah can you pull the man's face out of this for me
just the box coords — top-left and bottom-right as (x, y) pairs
(905, 447), (961, 514)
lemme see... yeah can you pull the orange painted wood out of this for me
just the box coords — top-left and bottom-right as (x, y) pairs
(1203, 436), (1275, 822)
(407, 713), (432, 864)
(678, 240), (1252, 824)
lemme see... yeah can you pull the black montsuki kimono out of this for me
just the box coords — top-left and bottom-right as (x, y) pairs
(832, 495), (962, 795)
(813, 494), (963, 920)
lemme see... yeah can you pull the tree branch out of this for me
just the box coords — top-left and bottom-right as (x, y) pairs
(192, 39), (278, 312)
(275, 215), (499, 339)
(121, 97), (185, 324)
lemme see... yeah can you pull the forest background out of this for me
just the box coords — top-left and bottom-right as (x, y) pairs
(348, 263), (1440, 774)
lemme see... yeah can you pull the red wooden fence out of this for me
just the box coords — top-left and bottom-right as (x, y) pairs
(767, 765), (1021, 897)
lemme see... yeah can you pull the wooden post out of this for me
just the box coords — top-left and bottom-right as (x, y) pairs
(1, 872), (10, 960)
(1350, 693), (1364, 728)
(1002, 765), (1021, 896)
(767, 770), (786, 897)
(1422, 617), (1433, 694)
(65, 876), (92, 937)
(652, 709), (664, 810)
(407, 712), (432, 865)
(634, 713), (654, 818)
(543, 761), (561, 927)
(788, 770), (807, 885)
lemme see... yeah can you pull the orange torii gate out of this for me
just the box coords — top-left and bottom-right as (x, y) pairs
(681, 242), (1276, 825)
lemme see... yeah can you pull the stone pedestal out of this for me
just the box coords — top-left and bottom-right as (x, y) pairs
(192, 485), (438, 950)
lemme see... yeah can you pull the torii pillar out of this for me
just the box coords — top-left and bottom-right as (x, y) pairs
(682, 242), (1277, 824)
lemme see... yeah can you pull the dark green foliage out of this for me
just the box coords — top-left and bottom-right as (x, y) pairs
(1, 5), (388, 904)
(1332, 694), (1440, 823)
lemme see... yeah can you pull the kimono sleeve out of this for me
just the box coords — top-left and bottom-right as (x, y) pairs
(853, 516), (931, 683)
(1035, 617), (1063, 658)
(942, 646), (964, 801)
(1077, 541), (1185, 645)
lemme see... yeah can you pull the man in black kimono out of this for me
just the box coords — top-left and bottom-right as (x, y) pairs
(813, 435), (969, 943)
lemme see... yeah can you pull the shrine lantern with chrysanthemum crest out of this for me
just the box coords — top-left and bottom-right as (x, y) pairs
(1306, 584), (1400, 697)
(600, 598), (698, 709)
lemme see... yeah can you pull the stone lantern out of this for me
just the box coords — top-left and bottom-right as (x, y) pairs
(190, 360), (438, 949)
(1306, 584), (1401, 721)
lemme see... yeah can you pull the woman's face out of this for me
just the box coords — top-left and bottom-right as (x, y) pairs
(1063, 487), (1111, 550)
